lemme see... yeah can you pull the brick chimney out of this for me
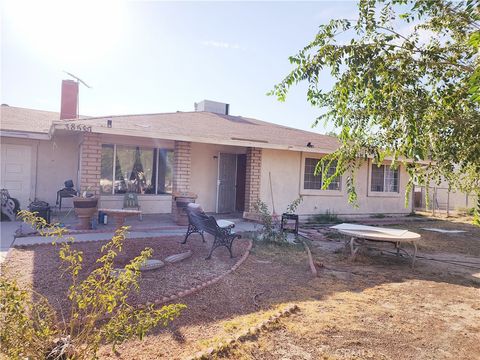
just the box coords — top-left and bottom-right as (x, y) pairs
(60, 80), (79, 120)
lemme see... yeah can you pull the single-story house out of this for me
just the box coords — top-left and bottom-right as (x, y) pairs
(1, 80), (415, 219)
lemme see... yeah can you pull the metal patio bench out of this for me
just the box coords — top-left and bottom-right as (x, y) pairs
(182, 203), (240, 260)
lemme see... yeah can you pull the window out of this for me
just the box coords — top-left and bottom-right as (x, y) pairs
(303, 158), (341, 190)
(100, 144), (174, 195)
(371, 164), (399, 192)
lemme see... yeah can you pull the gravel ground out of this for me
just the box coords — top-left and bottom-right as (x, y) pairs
(2, 234), (250, 316)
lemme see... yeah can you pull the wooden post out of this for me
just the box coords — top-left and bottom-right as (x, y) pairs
(411, 187), (415, 214)
(446, 190), (450, 217)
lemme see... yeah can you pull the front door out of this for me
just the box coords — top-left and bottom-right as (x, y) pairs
(217, 153), (237, 213)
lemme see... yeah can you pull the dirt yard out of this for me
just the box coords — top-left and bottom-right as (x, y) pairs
(2, 217), (480, 359)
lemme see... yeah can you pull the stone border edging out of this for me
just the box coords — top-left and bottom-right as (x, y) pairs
(94, 239), (253, 323)
(150, 239), (253, 307)
(184, 304), (300, 360)
(11, 235), (253, 325)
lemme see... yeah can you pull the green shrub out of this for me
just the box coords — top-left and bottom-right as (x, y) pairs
(0, 211), (185, 360)
(285, 196), (303, 214)
(253, 197), (305, 245)
(310, 210), (340, 224)
(474, 210), (480, 227)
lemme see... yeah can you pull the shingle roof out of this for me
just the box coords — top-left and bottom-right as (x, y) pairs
(56, 111), (339, 153)
(1, 105), (339, 152)
(0, 105), (58, 134)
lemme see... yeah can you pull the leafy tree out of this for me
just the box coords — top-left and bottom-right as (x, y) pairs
(0, 211), (185, 359)
(270, 0), (480, 209)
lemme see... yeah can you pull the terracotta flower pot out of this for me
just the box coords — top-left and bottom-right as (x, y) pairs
(73, 197), (98, 230)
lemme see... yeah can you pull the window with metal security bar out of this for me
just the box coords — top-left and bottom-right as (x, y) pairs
(100, 144), (174, 195)
(371, 164), (399, 193)
(303, 158), (341, 191)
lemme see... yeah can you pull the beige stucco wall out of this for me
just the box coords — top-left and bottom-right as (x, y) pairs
(260, 149), (412, 217)
(1, 134), (80, 209)
(99, 195), (173, 213)
(190, 142), (246, 212)
(36, 133), (81, 207)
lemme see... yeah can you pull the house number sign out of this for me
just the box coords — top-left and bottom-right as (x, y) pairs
(64, 124), (92, 132)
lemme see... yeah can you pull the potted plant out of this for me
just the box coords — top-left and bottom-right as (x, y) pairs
(73, 188), (98, 230)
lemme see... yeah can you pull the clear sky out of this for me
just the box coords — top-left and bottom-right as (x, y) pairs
(1, 0), (359, 133)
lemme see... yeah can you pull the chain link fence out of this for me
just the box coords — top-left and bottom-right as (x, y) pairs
(414, 186), (478, 216)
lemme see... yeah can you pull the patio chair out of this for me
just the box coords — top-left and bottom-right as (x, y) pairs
(123, 193), (142, 221)
(56, 179), (77, 211)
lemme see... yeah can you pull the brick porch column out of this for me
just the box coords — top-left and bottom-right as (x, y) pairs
(79, 133), (101, 196)
(172, 141), (192, 213)
(244, 147), (262, 216)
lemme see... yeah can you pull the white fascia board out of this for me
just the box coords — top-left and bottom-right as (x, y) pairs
(51, 122), (431, 164)
(0, 130), (51, 140)
(52, 122), (337, 154)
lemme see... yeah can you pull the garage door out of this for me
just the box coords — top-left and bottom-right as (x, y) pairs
(1, 144), (32, 210)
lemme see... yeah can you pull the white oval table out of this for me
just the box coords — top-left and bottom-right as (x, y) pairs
(330, 223), (421, 267)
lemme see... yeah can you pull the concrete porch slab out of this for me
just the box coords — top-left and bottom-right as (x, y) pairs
(10, 215), (261, 248)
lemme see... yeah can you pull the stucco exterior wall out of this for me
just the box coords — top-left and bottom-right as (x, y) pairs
(260, 149), (412, 217)
(36, 133), (81, 207)
(190, 142), (246, 212)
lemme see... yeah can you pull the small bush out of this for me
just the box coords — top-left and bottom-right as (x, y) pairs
(474, 211), (480, 227)
(285, 196), (303, 214)
(253, 198), (305, 245)
(0, 211), (185, 360)
(310, 210), (340, 224)
(370, 213), (386, 219)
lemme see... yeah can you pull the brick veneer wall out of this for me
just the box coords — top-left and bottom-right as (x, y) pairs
(172, 141), (192, 215)
(172, 141), (191, 193)
(244, 147), (262, 214)
(79, 133), (101, 196)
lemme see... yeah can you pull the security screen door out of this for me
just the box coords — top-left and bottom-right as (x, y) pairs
(217, 153), (237, 213)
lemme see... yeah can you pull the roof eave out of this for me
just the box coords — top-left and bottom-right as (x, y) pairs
(52, 122), (336, 154)
(0, 130), (51, 140)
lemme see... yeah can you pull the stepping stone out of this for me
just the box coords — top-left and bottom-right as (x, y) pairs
(164, 250), (192, 263)
(139, 259), (165, 271)
(111, 268), (126, 278)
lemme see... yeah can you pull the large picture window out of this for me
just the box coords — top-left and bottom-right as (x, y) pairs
(303, 158), (341, 191)
(371, 164), (399, 193)
(100, 144), (174, 195)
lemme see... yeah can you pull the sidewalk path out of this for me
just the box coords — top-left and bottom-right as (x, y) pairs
(10, 219), (260, 248)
